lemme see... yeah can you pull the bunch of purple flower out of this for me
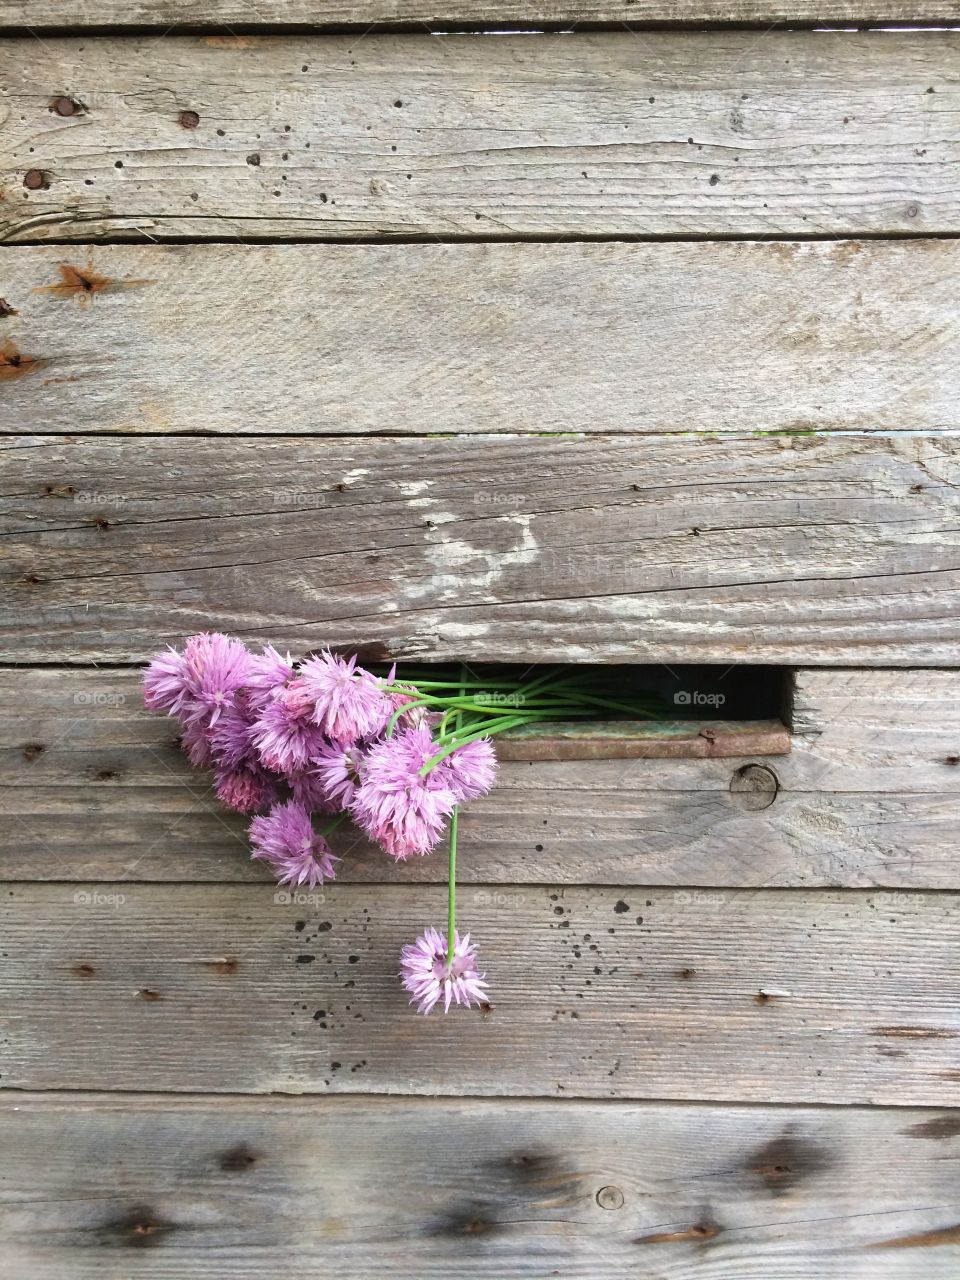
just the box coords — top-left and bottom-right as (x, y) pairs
(144, 633), (496, 888)
(145, 633), (495, 1015)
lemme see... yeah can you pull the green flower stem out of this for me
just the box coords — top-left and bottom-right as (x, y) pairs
(319, 811), (348, 837)
(446, 804), (459, 968)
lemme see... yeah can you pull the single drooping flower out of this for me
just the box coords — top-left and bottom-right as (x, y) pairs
(350, 725), (457, 859)
(312, 740), (366, 809)
(251, 682), (327, 774)
(249, 799), (338, 889)
(400, 928), (489, 1014)
(244, 644), (296, 711)
(436, 737), (497, 803)
(215, 764), (277, 815)
(300, 650), (392, 745)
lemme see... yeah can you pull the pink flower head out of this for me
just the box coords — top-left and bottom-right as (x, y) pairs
(300, 650), (392, 745)
(249, 800), (338, 889)
(251, 682), (327, 774)
(435, 737), (496, 802)
(312, 740), (367, 809)
(400, 928), (489, 1014)
(181, 632), (252, 726)
(350, 726), (456, 860)
(206, 698), (257, 772)
(143, 645), (191, 717)
(215, 764), (277, 814)
(288, 768), (338, 815)
(179, 719), (215, 769)
(245, 644), (295, 712)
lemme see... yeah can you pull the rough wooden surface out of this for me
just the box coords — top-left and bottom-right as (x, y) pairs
(1, 33), (958, 241)
(2, 434), (958, 664)
(2, 1093), (959, 1280)
(1, 667), (958, 887)
(2, 241), (957, 435)
(2, 881), (958, 1100)
(0, 1), (956, 27)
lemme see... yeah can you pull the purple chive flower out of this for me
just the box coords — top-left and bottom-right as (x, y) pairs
(249, 800), (338, 889)
(312, 740), (367, 809)
(251, 681), (327, 774)
(300, 651), (392, 745)
(349, 725), (456, 860)
(180, 632), (253, 726)
(400, 928), (489, 1015)
(143, 645), (191, 717)
(436, 737), (496, 802)
(245, 644), (295, 711)
(206, 698), (258, 772)
(215, 764), (277, 815)
(288, 768), (338, 815)
(179, 719), (215, 769)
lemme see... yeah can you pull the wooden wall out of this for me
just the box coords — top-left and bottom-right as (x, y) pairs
(1, 3), (959, 1276)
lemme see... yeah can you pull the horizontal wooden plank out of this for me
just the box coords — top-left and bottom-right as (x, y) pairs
(1, 434), (958, 665)
(2, 242), (958, 435)
(1, 667), (958, 887)
(2, 1094), (959, 1280)
(1, 31), (958, 241)
(495, 716), (791, 759)
(2, 881), (958, 1100)
(0, 2), (956, 28)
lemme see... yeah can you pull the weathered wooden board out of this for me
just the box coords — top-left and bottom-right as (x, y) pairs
(1, 33), (957, 241)
(2, 1093), (959, 1279)
(1, 667), (958, 887)
(2, 242), (957, 435)
(0, 1), (956, 28)
(2, 881), (958, 1100)
(2, 434), (958, 664)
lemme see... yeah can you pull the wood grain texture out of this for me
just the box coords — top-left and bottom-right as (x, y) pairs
(2, 241), (958, 436)
(2, 1093), (959, 1279)
(2, 880), (958, 1100)
(1, 667), (958, 887)
(0, 31), (957, 241)
(2, 434), (958, 665)
(0, 1), (957, 27)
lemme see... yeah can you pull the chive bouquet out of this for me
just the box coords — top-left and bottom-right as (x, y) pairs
(144, 634), (655, 1014)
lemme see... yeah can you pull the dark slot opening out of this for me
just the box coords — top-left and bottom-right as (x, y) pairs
(369, 663), (793, 761)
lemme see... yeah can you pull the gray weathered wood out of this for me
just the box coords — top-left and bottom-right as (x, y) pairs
(0, 1), (956, 27)
(1, 31), (958, 241)
(1, 667), (958, 887)
(2, 242), (957, 435)
(1, 1092), (959, 1278)
(1, 434), (958, 664)
(1, 881), (958, 1100)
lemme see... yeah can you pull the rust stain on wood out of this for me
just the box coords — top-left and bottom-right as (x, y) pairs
(496, 718), (790, 762)
(868, 1223), (960, 1250)
(874, 1026), (957, 1040)
(0, 340), (44, 380)
(32, 262), (156, 301)
(635, 1219), (721, 1245)
(902, 1114), (960, 1140)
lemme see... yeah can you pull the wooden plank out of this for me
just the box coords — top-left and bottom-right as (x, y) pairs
(2, 667), (958, 887)
(2, 1094), (959, 1280)
(2, 881), (958, 1100)
(2, 242), (958, 436)
(1, 434), (958, 665)
(0, 31), (958, 241)
(0, 2), (956, 28)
